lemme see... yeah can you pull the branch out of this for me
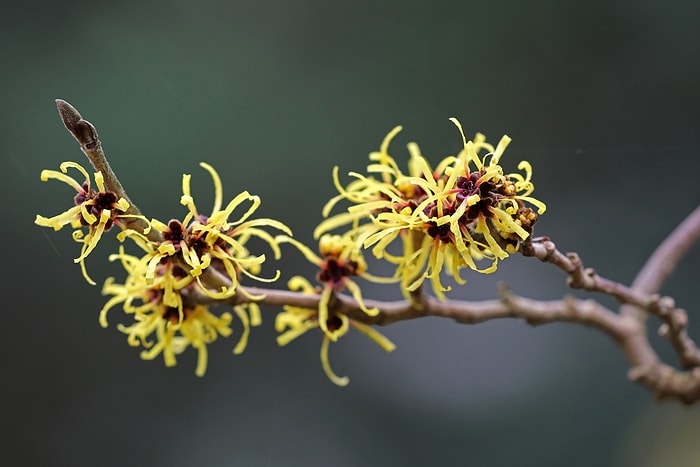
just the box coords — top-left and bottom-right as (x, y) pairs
(50, 99), (700, 403)
(203, 278), (700, 403)
(521, 237), (670, 311)
(630, 205), (700, 293)
(193, 232), (700, 402)
(620, 205), (700, 319)
(55, 99), (158, 241)
(623, 205), (700, 368)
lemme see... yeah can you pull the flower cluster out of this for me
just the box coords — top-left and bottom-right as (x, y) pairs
(37, 161), (289, 376)
(37, 112), (547, 385)
(316, 119), (547, 298)
(100, 247), (261, 377)
(121, 163), (290, 302)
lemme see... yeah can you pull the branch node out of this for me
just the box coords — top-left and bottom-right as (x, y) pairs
(628, 365), (650, 382)
(675, 308), (688, 327)
(497, 282), (515, 305)
(566, 252), (582, 268)
(657, 295), (676, 310)
(409, 285), (425, 311)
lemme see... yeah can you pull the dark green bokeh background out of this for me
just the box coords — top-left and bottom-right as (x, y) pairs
(3, 1), (700, 466)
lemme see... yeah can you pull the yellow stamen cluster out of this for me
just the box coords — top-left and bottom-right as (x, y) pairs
(317, 119), (547, 298)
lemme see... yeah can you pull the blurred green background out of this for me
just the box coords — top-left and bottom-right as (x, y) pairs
(3, 0), (700, 466)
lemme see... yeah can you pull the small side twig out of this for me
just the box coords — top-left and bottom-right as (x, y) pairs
(630, 205), (700, 294)
(620, 205), (700, 320)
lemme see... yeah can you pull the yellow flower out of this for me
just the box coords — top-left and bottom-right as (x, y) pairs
(35, 161), (138, 284)
(317, 120), (547, 299)
(100, 246), (193, 326)
(116, 303), (238, 377)
(275, 276), (395, 386)
(100, 247), (261, 377)
(313, 125), (422, 238)
(276, 233), (395, 338)
(120, 162), (291, 300)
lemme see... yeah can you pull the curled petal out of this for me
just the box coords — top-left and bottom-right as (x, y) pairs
(351, 321), (396, 352)
(232, 306), (251, 355)
(320, 336), (349, 387)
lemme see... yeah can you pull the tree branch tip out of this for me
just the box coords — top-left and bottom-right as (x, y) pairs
(54, 100), (99, 149)
(55, 99), (82, 128)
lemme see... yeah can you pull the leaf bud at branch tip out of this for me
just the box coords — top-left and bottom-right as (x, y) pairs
(55, 98), (98, 150)
(55, 99), (81, 130)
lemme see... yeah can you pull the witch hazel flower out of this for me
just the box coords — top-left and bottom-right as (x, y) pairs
(35, 161), (147, 284)
(120, 162), (292, 300)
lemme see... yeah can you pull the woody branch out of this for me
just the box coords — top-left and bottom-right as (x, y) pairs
(55, 99), (700, 404)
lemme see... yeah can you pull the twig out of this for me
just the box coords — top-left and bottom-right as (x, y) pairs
(51, 99), (700, 403)
(630, 205), (700, 294)
(620, 205), (700, 319)
(55, 99), (158, 241)
(522, 237), (666, 309)
(203, 280), (700, 402)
